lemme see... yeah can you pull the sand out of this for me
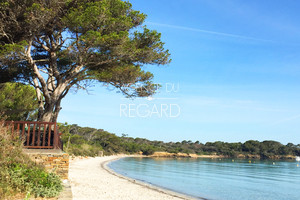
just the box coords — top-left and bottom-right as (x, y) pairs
(68, 156), (196, 200)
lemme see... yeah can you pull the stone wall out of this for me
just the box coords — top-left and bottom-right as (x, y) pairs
(25, 151), (69, 180)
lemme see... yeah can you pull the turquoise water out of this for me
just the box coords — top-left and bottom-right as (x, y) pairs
(108, 157), (300, 200)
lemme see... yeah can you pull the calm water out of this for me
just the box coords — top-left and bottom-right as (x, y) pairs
(108, 157), (300, 200)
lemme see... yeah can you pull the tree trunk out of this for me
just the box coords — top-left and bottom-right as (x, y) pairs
(40, 109), (53, 122)
(38, 99), (62, 122)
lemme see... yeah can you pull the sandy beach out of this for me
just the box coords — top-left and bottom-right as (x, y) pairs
(68, 156), (195, 200)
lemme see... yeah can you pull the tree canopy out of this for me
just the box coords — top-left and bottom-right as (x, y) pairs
(58, 123), (300, 158)
(0, 0), (170, 122)
(0, 82), (38, 121)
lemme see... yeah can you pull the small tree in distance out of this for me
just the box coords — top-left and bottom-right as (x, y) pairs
(0, 0), (171, 122)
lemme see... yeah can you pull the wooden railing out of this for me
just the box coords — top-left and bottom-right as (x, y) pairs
(4, 121), (63, 150)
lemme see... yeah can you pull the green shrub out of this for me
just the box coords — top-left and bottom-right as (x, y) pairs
(67, 143), (102, 157)
(141, 145), (155, 155)
(0, 122), (62, 199)
(7, 163), (62, 197)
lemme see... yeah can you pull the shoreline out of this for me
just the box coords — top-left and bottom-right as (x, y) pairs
(69, 155), (200, 200)
(102, 156), (202, 200)
(147, 152), (297, 160)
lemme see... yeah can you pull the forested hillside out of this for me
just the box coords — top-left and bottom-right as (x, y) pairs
(59, 123), (300, 159)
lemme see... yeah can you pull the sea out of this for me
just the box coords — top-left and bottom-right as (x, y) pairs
(108, 157), (300, 200)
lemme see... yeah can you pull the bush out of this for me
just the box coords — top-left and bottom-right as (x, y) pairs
(7, 163), (62, 197)
(141, 145), (155, 155)
(0, 122), (62, 199)
(66, 143), (103, 157)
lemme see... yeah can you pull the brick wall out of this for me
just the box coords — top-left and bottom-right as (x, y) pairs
(27, 153), (69, 180)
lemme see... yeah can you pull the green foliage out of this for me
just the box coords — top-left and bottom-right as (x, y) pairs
(0, 83), (38, 121)
(7, 163), (62, 198)
(0, 0), (171, 122)
(0, 41), (27, 56)
(0, 123), (62, 199)
(58, 123), (300, 159)
(60, 124), (105, 156)
(140, 145), (155, 155)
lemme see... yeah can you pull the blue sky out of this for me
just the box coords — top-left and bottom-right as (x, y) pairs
(59, 0), (300, 144)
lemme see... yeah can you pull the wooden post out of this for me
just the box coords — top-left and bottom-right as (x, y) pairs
(26, 123), (30, 146)
(53, 123), (58, 149)
(31, 123), (36, 146)
(47, 124), (51, 147)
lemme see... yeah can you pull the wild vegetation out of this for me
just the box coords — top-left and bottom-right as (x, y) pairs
(0, 122), (62, 199)
(59, 123), (300, 159)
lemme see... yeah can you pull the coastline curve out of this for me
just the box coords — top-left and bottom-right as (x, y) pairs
(102, 155), (205, 200)
(69, 155), (204, 200)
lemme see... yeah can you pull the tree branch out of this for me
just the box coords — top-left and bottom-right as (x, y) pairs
(109, 82), (135, 98)
(34, 36), (51, 52)
(26, 40), (51, 103)
(48, 33), (62, 84)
